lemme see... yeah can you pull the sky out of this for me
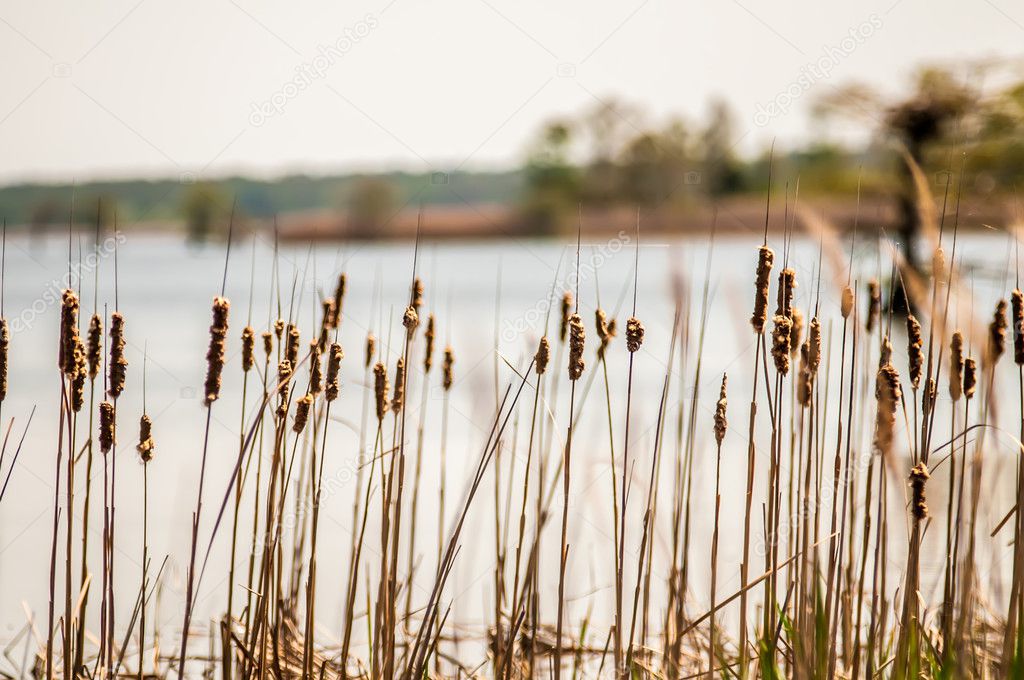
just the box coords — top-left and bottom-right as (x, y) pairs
(0, 0), (1022, 183)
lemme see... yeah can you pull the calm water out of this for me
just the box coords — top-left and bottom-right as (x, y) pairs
(0, 230), (1016, 660)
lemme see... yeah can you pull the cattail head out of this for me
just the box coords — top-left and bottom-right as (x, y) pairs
(906, 314), (923, 390)
(559, 292), (573, 342)
(443, 346), (454, 391)
(403, 305), (419, 332)
(949, 331), (964, 401)
(325, 343), (343, 402)
(277, 358), (292, 405)
(99, 400), (115, 454)
(989, 299), (1008, 364)
(879, 335), (893, 368)
(203, 298), (229, 405)
(713, 374), (727, 447)
(373, 362), (389, 421)
(319, 300), (334, 349)
(789, 306), (804, 357)
(331, 273), (347, 328)
(391, 358), (406, 413)
(137, 414), (154, 463)
(1012, 289), (1024, 365)
(771, 314), (792, 375)
(922, 377), (937, 419)
(626, 316), (644, 353)
(595, 308), (615, 359)
(423, 314), (436, 373)
(293, 394), (313, 433)
(59, 289), (80, 375)
(874, 363), (901, 456)
(866, 279), (881, 334)
(932, 246), (946, 284)
(411, 277), (424, 313)
(0, 318), (8, 402)
(108, 312), (127, 399)
(262, 331), (273, 358)
(750, 246), (774, 334)
(309, 341), (323, 395)
(241, 326), (255, 372)
(963, 357), (977, 399)
(285, 324), (301, 367)
(909, 462), (930, 520)
(567, 313), (585, 381)
(87, 314), (102, 379)
(797, 342), (813, 407)
(775, 268), (796, 318)
(807, 317), (821, 375)
(365, 333), (376, 369)
(70, 338), (86, 412)
(534, 336), (550, 375)
(274, 318), (284, 339)
(840, 286), (854, 319)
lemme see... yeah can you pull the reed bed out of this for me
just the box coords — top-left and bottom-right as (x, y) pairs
(8, 179), (1024, 680)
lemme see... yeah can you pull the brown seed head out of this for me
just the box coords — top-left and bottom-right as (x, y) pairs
(932, 246), (945, 284)
(797, 343), (813, 407)
(391, 358), (406, 413)
(373, 362), (389, 421)
(567, 313), (585, 381)
(840, 286), (854, 319)
(626, 316), (644, 353)
(922, 377), (937, 418)
(949, 331), (964, 401)
(87, 314), (102, 379)
(137, 414), (154, 463)
(963, 357), (977, 399)
(866, 279), (881, 334)
(325, 342), (343, 401)
(906, 314), (923, 390)
(990, 299), (1008, 364)
(874, 363), (902, 456)
(403, 305), (419, 332)
(203, 298), (229, 405)
(423, 314), (436, 373)
(99, 400), (115, 453)
(262, 331), (273, 358)
(879, 335), (893, 368)
(411, 277), (424, 312)
(70, 337), (86, 412)
(789, 306), (804, 357)
(285, 324), (301, 367)
(771, 314), (792, 375)
(713, 374), (727, 446)
(309, 341), (323, 395)
(751, 246), (774, 334)
(534, 336), (550, 375)
(560, 292), (573, 342)
(331, 273), (347, 328)
(595, 308), (615, 359)
(293, 394), (313, 433)
(807, 317), (821, 375)
(108, 311), (127, 399)
(775, 268), (796, 318)
(442, 346), (454, 391)
(241, 326), (255, 372)
(365, 333), (376, 369)
(59, 289), (80, 375)
(274, 318), (284, 339)
(0, 318), (8, 402)
(909, 462), (930, 520)
(1013, 289), (1024, 365)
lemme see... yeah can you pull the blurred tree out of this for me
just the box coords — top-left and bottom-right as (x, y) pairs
(521, 120), (581, 234)
(347, 177), (397, 237)
(581, 99), (639, 206)
(181, 182), (229, 244)
(700, 100), (746, 196)
(618, 120), (693, 206)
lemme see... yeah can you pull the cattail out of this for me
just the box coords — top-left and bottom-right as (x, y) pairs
(293, 394), (313, 433)
(276, 359), (292, 418)
(771, 314), (792, 375)
(70, 339), (86, 412)
(750, 246), (774, 334)
(309, 341), (323, 395)
(99, 401), (115, 453)
(403, 305), (419, 332)
(241, 326), (255, 372)
(626, 316), (644, 353)
(932, 246), (945, 284)
(108, 312), (127, 399)
(442, 346), (454, 391)
(274, 318), (284, 339)
(59, 289), (80, 375)
(789, 306), (804, 357)
(964, 357), (977, 399)
(325, 343), (343, 401)
(909, 462), (930, 520)
(391, 358), (406, 413)
(203, 298), (229, 405)
(1012, 289), (1024, 365)
(807, 317), (821, 375)
(285, 324), (301, 367)
(319, 300), (334, 348)
(373, 362), (389, 421)
(0, 318), (8, 402)
(87, 314), (102, 379)
(775, 268), (796, 318)
(411, 277), (424, 313)
(535, 336), (550, 375)
(365, 333), (376, 369)
(922, 377), (937, 419)
(567, 313), (585, 381)
(331, 273), (347, 328)
(559, 292), (573, 342)
(989, 299), (1008, 363)
(797, 343), (814, 407)
(137, 414), (154, 462)
(874, 363), (901, 456)
(949, 331), (964, 401)
(423, 314), (436, 373)
(840, 286), (854, 320)
(713, 374), (727, 446)
(866, 279), (880, 334)
(879, 335), (893, 368)
(907, 314), (924, 390)
(262, 331), (273, 358)
(595, 308), (615, 358)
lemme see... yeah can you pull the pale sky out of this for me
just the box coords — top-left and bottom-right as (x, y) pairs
(1, 0), (1021, 183)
